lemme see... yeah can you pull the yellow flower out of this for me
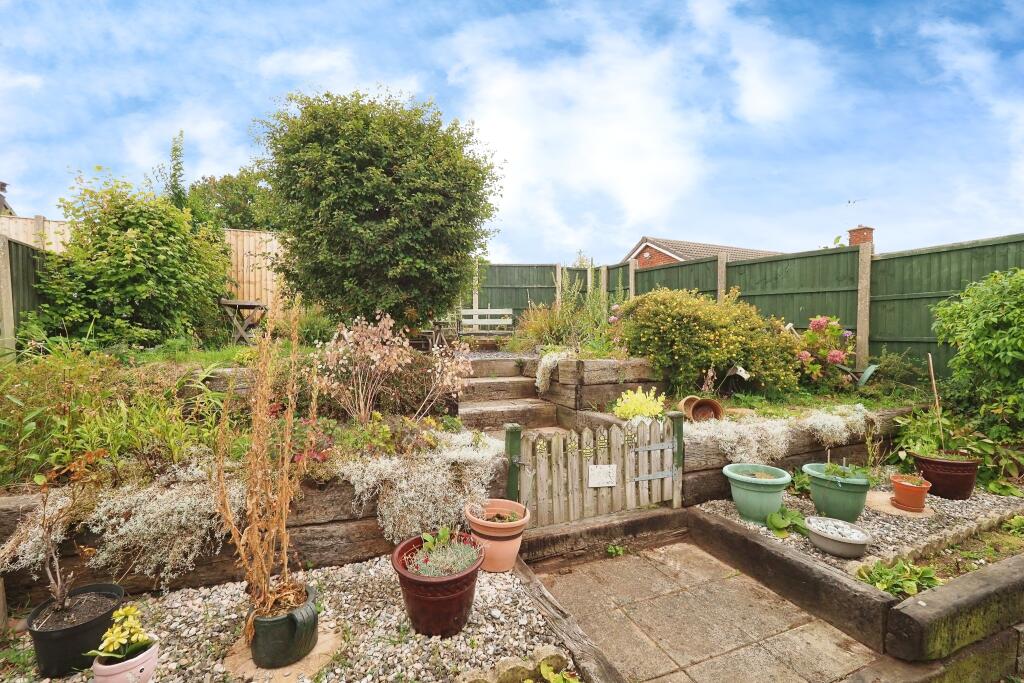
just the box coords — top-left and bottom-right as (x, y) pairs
(99, 625), (129, 653)
(112, 605), (140, 622)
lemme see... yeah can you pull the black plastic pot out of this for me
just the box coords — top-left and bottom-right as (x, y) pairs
(250, 584), (319, 669)
(27, 583), (124, 678)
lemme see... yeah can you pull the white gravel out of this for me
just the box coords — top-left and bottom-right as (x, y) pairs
(5, 557), (567, 682)
(702, 469), (1024, 571)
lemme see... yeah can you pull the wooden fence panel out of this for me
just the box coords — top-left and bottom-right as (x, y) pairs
(727, 247), (860, 329)
(634, 257), (718, 297)
(8, 239), (44, 331)
(606, 263), (629, 301)
(869, 233), (1024, 372)
(475, 263), (558, 319)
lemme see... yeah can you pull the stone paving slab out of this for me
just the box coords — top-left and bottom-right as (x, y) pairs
(539, 542), (886, 683)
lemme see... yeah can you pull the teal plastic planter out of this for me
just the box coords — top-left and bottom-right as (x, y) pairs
(802, 463), (870, 523)
(722, 463), (791, 525)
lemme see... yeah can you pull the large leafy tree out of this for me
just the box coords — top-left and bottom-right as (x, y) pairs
(263, 91), (499, 325)
(27, 176), (230, 346)
(188, 166), (278, 232)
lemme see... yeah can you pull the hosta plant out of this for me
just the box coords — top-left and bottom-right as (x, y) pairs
(765, 506), (808, 539)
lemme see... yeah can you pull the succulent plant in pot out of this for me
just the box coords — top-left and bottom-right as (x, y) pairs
(87, 603), (159, 683)
(391, 526), (484, 637)
(465, 499), (531, 572)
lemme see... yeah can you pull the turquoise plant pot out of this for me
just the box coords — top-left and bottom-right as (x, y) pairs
(802, 463), (870, 523)
(722, 463), (791, 525)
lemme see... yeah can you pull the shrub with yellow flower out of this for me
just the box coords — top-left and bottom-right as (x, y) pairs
(86, 603), (154, 662)
(612, 387), (667, 421)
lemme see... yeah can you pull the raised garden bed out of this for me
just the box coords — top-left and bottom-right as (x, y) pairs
(689, 484), (1024, 666)
(540, 358), (665, 412)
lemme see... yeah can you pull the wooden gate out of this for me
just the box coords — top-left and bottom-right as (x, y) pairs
(505, 412), (684, 529)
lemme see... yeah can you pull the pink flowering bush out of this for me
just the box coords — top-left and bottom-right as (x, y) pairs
(796, 315), (857, 390)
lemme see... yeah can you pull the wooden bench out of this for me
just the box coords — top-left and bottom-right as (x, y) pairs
(460, 308), (514, 335)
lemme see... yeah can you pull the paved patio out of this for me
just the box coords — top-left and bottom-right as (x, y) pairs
(538, 542), (878, 683)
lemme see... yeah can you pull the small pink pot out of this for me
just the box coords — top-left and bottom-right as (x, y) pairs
(465, 499), (530, 572)
(92, 642), (159, 683)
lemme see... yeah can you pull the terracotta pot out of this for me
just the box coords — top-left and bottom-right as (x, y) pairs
(92, 642), (159, 683)
(391, 533), (484, 637)
(464, 499), (531, 572)
(890, 474), (931, 512)
(27, 583), (124, 679)
(678, 395), (700, 418)
(915, 451), (980, 500)
(689, 398), (724, 422)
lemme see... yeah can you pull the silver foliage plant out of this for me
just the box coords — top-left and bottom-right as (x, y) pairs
(686, 403), (875, 465)
(85, 458), (246, 587)
(338, 430), (504, 543)
(536, 350), (573, 393)
(0, 488), (75, 578)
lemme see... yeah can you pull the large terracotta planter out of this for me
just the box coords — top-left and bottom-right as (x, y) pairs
(890, 474), (931, 512)
(391, 533), (484, 637)
(465, 499), (531, 572)
(92, 641), (159, 683)
(250, 584), (319, 669)
(915, 451), (980, 500)
(27, 583), (124, 678)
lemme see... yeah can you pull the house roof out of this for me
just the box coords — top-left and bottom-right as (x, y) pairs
(624, 236), (781, 263)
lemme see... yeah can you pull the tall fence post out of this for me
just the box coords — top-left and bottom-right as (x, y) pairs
(0, 236), (15, 352)
(716, 252), (728, 302)
(471, 263), (480, 313)
(628, 258), (637, 299)
(554, 264), (562, 307)
(32, 214), (46, 250)
(856, 242), (872, 370)
(585, 266), (593, 294)
(668, 411), (685, 508)
(505, 423), (522, 501)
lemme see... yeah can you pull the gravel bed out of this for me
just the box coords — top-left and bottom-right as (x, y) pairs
(700, 470), (1024, 571)
(6, 557), (566, 683)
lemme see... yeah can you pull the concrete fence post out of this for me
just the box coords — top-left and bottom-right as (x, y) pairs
(32, 214), (46, 250)
(554, 264), (562, 307)
(856, 242), (872, 370)
(0, 236), (14, 352)
(716, 252), (728, 302)
(585, 266), (593, 294)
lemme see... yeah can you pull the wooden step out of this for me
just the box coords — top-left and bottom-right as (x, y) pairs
(470, 357), (531, 378)
(462, 376), (537, 401)
(459, 399), (557, 431)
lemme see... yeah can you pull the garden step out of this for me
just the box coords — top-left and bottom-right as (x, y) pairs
(459, 398), (557, 431)
(469, 357), (531, 378)
(462, 376), (537, 401)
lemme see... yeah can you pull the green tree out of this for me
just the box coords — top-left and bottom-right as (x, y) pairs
(26, 175), (230, 346)
(263, 91), (499, 325)
(187, 166), (278, 232)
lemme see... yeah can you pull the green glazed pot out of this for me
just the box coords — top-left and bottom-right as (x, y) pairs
(802, 463), (870, 523)
(250, 584), (319, 669)
(722, 463), (791, 525)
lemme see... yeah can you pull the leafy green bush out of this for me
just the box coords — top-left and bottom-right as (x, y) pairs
(933, 268), (1024, 442)
(618, 288), (800, 393)
(264, 91), (498, 326)
(856, 559), (941, 597)
(26, 176), (230, 347)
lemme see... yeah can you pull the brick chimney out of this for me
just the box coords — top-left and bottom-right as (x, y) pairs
(848, 225), (874, 250)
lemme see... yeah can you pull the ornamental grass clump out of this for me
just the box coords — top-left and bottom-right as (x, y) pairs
(404, 527), (481, 577)
(619, 288), (800, 394)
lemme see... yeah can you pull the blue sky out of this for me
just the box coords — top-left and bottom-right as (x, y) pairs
(2, 1), (1023, 264)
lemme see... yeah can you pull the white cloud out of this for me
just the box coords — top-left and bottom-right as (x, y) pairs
(447, 13), (708, 261)
(258, 46), (356, 88)
(0, 71), (43, 91)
